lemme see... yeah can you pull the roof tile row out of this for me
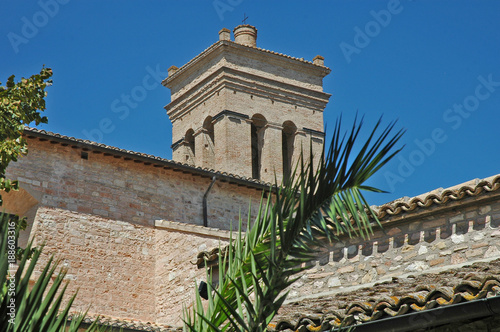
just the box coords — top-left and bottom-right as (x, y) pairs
(271, 259), (500, 331)
(376, 174), (500, 219)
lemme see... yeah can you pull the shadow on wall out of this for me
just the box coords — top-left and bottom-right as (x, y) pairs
(1, 185), (40, 248)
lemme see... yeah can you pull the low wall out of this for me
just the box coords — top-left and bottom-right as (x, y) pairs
(287, 191), (500, 301)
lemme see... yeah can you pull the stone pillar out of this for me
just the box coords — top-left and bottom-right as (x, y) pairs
(194, 129), (216, 170)
(310, 135), (324, 174)
(296, 128), (325, 175)
(213, 110), (252, 178)
(218, 28), (231, 41)
(260, 123), (284, 184)
(293, 130), (310, 171)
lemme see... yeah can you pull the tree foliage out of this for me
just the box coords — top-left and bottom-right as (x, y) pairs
(0, 67), (52, 201)
(0, 68), (107, 331)
(184, 116), (404, 331)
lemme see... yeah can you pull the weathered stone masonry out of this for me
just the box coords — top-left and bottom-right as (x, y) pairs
(165, 25), (331, 184)
(285, 176), (500, 301)
(7, 134), (264, 230)
(4, 129), (265, 326)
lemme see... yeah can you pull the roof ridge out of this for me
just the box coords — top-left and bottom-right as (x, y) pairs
(376, 174), (500, 219)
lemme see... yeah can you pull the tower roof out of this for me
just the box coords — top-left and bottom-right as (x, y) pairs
(162, 27), (330, 88)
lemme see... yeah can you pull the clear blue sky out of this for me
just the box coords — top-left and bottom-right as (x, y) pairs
(2, 1), (500, 205)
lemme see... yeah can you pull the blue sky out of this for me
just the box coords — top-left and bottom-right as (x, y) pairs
(2, 0), (500, 205)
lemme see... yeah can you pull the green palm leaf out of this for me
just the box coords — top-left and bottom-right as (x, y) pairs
(0, 212), (106, 332)
(184, 115), (404, 331)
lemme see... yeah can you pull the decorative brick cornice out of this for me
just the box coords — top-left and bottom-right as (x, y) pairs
(162, 40), (330, 87)
(165, 67), (331, 122)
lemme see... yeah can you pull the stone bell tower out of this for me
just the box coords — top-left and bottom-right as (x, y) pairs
(163, 25), (331, 184)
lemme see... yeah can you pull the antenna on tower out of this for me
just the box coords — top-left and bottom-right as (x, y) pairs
(242, 13), (249, 24)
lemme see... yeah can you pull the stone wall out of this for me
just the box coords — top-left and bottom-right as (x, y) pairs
(4, 135), (265, 326)
(30, 207), (157, 321)
(154, 221), (230, 326)
(287, 192), (500, 301)
(27, 207), (232, 326)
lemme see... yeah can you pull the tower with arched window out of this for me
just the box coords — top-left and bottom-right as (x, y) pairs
(163, 25), (331, 184)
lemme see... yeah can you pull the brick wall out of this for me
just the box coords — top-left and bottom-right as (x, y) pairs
(166, 39), (330, 183)
(6, 137), (263, 229)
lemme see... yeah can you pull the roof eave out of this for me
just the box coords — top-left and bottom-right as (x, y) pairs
(23, 127), (272, 191)
(350, 295), (500, 332)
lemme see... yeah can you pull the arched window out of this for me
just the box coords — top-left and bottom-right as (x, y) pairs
(251, 114), (267, 180)
(282, 121), (297, 180)
(185, 129), (195, 164)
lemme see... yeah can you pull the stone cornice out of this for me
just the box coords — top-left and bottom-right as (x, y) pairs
(166, 67), (331, 122)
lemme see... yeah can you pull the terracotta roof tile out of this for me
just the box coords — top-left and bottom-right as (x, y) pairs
(270, 259), (500, 331)
(376, 174), (500, 219)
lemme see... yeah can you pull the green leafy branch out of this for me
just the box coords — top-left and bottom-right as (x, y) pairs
(0, 67), (52, 200)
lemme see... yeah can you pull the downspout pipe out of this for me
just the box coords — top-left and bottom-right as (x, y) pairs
(203, 176), (217, 227)
(347, 295), (500, 332)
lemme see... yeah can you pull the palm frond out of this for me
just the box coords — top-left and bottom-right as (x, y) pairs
(183, 115), (404, 331)
(0, 212), (101, 332)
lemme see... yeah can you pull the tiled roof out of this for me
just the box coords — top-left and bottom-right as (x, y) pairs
(376, 174), (500, 219)
(196, 246), (228, 268)
(23, 127), (271, 190)
(270, 259), (500, 331)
